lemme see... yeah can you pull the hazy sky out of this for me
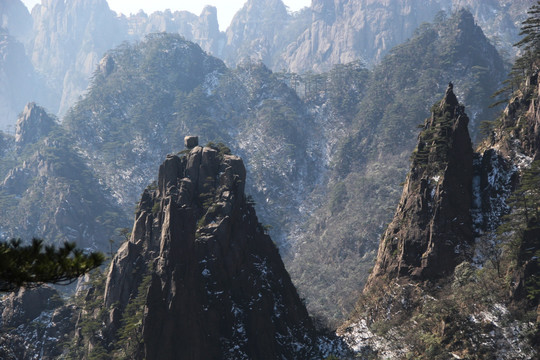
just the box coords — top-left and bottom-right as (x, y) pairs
(21, 0), (311, 30)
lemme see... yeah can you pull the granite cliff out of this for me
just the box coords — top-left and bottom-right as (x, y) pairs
(366, 84), (474, 283)
(288, 8), (506, 325)
(340, 59), (539, 358)
(78, 142), (324, 359)
(0, 286), (72, 359)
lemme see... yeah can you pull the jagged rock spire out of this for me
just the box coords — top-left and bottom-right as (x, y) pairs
(366, 85), (474, 285)
(15, 102), (55, 146)
(104, 145), (318, 359)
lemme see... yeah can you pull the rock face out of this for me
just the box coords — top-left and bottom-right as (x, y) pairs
(15, 102), (56, 146)
(367, 85), (474, 283)
(281, 0), (533, 72)
(0, 32), (48, 130)
(283, 0), (445, 72)
(219, 0), (533, 72)
(0, 0), (32, 41)
(124, 6), (225, 56)
(0, 286), (73, 360)
(29, 0), (123, 116)
(485, 68), (540, 161)
(453, 0), (535, 59)
(103, 146), (318, 359)
(1, 286), (61, 328)
(480, 65), (540, 304)
(223, 0), (296, 66)
(345, 63), (540, 360)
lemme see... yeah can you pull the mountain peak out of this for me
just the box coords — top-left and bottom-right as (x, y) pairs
(15, 102), (55, 146)
(442, 82), (459, 107)
(366, 86), (474, 284)
(102, 144), (319, 359)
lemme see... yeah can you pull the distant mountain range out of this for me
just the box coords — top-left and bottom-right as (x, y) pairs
(0, 0), (534, 130)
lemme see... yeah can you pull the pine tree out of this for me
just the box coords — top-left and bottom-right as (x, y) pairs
(497, 161), (540, 302)
(504, 160), (540, 225)
(0, 238), (104, 292)
(492, 1), (540, 105)
(515, 1), (540, 58)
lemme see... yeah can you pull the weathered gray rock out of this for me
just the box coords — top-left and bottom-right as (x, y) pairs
(1, 286), (62, 328)
(0, 286), (76, 359)
(184, 135), (198, 149)
(0, 33), (48, 130)
(224, 0), (533, 72)
(223, 0), (293, 66)
(29, 0), (123, 115)
(366, 85), (474, 283)
(15, 102), (55, 146)
(103, 146), (318, 359)
(97, 54), (114, 77)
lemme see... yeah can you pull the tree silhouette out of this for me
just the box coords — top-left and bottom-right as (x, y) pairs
(515, 1), (540, 57)
(0, 238), (104, 292)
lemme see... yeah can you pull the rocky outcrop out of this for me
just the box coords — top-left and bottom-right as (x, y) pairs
(483, 67), (540, 161)
(1, 286), (61, 328)
(470, 64), (539, 238)
(341, 74), (539, 358)
(453, 0), (535, 60)
(184, 135), (198, 148)
(103, 145), (318, 359)
(0, 286), (74, 360)
(124, 6), (225, 57)
(366, 84), (474, 283)
(97, 54), (114, 77)
(479, 64), (540, 308)
(192, 6), (224, 56)
(279, 0), (533, 72)
(283, 0), (445, 72)
(14, 102), (56, 147)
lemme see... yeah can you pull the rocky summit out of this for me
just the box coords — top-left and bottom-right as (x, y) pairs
(340, 65), (539, 358)
(367, 84), (474, 283)
(14, 102), (56, 147)
(102, 144), (319, 359)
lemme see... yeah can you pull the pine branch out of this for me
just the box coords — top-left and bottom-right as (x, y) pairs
(0, 238), (104, 292)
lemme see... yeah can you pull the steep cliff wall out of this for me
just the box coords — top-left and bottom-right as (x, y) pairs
(102, 144), (320, 359)
(366, 84), (474, 284)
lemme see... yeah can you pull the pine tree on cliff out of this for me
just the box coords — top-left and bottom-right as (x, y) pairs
(515, 1), (540, 59)
(494, 1), (540, 103)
